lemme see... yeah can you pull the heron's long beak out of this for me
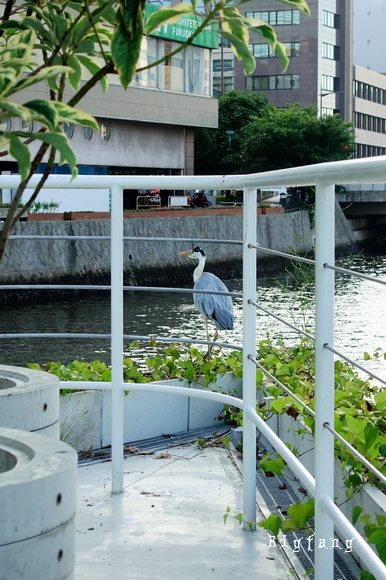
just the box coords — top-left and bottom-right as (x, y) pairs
(178, 251), (192, 257)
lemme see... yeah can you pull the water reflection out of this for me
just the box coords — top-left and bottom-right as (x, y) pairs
(0, 253), (385, 384)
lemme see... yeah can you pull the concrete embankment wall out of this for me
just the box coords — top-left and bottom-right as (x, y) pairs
(0, 204), (359, 294)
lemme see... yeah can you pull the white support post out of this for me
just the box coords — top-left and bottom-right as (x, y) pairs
(111, 185), (124, 494)
(242, 186), (257, 530)
(314, 182), (335, 578)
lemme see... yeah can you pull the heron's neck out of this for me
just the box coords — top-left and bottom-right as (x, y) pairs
(193, 255), (206, 282)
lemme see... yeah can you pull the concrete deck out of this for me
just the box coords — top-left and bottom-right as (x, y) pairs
(75, 444), (292, 579)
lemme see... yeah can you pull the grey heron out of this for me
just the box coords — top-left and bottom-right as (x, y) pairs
(178, 247), (234, 351)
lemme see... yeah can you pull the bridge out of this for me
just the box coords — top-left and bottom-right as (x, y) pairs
(339, 184), (386, 215)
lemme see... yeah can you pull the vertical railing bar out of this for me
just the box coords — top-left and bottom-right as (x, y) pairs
(111, 185), (124, 494)
(314, 182), (335, 579)
(242, 186), (257, 530)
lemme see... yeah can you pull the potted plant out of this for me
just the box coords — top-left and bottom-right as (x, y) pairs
(0, 201), (29, 221)
(257, 203), (284, 215)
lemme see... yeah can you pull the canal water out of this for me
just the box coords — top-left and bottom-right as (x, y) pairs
(0, 251), (385, 385)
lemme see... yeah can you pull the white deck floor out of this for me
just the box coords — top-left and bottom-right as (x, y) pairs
(75, 444), (292, 579)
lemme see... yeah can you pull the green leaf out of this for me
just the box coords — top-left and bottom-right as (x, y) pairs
(145, 3), (194, 35)
(23, 99), (58, 131)
(367, 530), (386, 564)
(364, 351), (371, 361)
(276, 363), (293, 376)
(51, 102), (99, 129)
(259, 454), (285, 476)
(8, 65), (70, 96)
(51, 13), (69, 42)
(364, 423), (378, 451)
(121, 0), (145, 35)
(272, 40), (289, 72)
(257, 514), (282, 540)
(21, 16), (47, 35)
(5, 28), (35, 61)
(375, 390), (386, 411)
(73, 39), (95, 54)
(67, 55), (82, 91)
(360, 572), (376, 580)
(77, 54), (108, 92)
(0, 20), (27, 31)
(0, 98), (31, 121)
(352, 505), (364, 525)
(29, 131), (77, 178)
(379, 444), (386, 458)
(220, 30), (255, 76)
(287, 499), (314, 529)
(269, 397), (290, 414)
(343, 414), (366, 435)
(8, 133), (31, 181)
(112, 9), (144, 89)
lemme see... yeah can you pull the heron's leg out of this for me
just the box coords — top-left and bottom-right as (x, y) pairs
(205, 318), (212, 360)
(205, 317), (211, 342)
(213, 328), (219, 343)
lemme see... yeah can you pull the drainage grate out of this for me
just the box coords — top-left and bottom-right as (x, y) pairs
(230, 429), (360, 580)
(77, 425), (232, 466)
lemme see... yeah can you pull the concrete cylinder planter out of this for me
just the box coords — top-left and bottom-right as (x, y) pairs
(0, 365), (60, 438)
(0, 427), (77, 580)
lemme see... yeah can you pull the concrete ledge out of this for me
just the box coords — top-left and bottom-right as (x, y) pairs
(60, 375), (242, 451)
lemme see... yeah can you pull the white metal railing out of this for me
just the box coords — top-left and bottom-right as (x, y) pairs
(0, 155), (385, 580)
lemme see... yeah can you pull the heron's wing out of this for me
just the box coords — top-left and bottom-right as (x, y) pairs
(194, 273), (234, 331)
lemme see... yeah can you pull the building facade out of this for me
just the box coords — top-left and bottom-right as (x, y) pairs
(216, 0), (354, 121)
(0, 4), (218, 211)
(353, 65), (386, 159)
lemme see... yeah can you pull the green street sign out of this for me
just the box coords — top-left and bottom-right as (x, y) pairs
(146, 5), (219, 49)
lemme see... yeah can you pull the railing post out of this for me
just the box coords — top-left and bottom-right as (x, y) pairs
(242, 186), (257, 530)
(111, 185), (124, 494)
(314, 182), (335, 578)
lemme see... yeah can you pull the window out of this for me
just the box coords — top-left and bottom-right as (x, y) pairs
(252, 44), (269, 58)
(161, 40), (184, 92)
(354, 113), (386, 134)
(0, 119), (11, 131)
(213, 59), (233, 71)
(132, 37), (158, 88)
(246, 74), (299, 91)
(250, 42), (299, 58)
(21, 120), (33, 133)
(62, 123), (74, 139)
(321, 107), (334, 117)
(213, 76), (234, 97)
(322, 75), (339, 92)
(285, 42), (300, 57)
(323, 10), (340, 29)
(100, 122), (110, 142)
(186, 45), (210, 95)
(323, 43), (339, 61)
(83, 127), (93, 141)
(247, 9), (299, 25)
(354, 81), (386, 105)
